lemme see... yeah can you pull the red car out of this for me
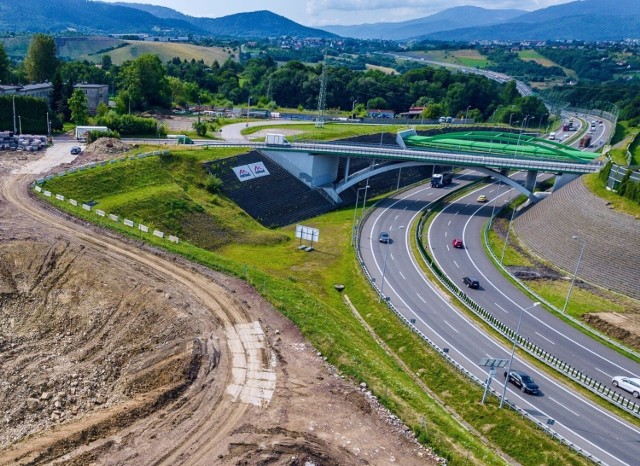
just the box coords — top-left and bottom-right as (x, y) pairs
(452, 239), (464, 248)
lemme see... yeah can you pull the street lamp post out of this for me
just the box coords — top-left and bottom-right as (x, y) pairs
(351, 185), (370, 247)
(360, 180), (371, 216)
(352, 98), (358, 118)
(500, 205), (517, 264)
(246, 95), (251, 127)
(379, 225), (404, 302)
(465, 105), (471, 122)
(500, 302), (540, 408)
(562, 235), (586, 313)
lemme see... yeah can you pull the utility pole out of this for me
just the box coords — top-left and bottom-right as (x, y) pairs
(12, 95), (17, 134)
(18, 115), (22, 135)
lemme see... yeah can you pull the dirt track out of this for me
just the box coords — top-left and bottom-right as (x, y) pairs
(0, 147), (436, 465)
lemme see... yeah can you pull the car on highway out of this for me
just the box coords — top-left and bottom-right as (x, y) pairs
(452, 238), (464, 248)
(70, 146), (82, 155)
(612, 376), (640, 398)
(505, 370), (540, 395)
(462, 276), (479, 289)
(379, 232), (390, 243)
(477, 194), (488, 203)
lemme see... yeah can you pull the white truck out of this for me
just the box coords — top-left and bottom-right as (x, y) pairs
(75, 125), (109, 141)
(265, 133), (289, 145)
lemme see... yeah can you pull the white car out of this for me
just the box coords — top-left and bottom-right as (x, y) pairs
(612, 376), (640, 398)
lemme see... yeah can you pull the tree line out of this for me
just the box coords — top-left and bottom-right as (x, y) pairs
(0, 33), (551, 134)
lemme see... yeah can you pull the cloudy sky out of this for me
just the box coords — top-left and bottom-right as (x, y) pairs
(103, 0), (571, 26)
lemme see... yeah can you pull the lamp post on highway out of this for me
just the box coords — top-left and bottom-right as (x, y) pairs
(351, 185), (370, 247)
(562, 235), (586, 313)
(379, 225), (404, 302)
(361, 180), (371, 215)
(246, 95), (251, 127)
(500, 302), (540, 408)
(500, 204), (517, 265)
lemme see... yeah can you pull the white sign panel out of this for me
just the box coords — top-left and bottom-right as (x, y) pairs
(139, 224), (149, 233)
(44, 191), (51, 197)
(153, 230), (164, 238)
(69, 199), (78, 206)
(82, 204), (91, 211)
(96, 209), (105, 217)
(56, 194), (64, 201)
(124, 219), (134, 227)
(296, 224), (320, 242)
(232, 165), (255, 182)
(109, 214), (119, 222)
(249, 161), (270, 178)
(35, 186), (42, 192)
(168, 235), (179, 244)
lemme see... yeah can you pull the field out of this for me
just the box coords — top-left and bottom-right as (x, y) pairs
(0, 36), (232, 64)
(518, 49), (577, 79)
(428, 49), (492, 68)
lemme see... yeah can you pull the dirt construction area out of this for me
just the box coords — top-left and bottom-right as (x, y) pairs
(0, 144), (438, 465)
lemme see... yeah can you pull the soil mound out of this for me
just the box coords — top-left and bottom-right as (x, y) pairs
(85, 138), (132, 155)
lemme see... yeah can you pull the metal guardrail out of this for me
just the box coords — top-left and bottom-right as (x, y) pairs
(354, 197), (607, 465)
(194, 140), (603, 175)
(412, 198), (640, 419)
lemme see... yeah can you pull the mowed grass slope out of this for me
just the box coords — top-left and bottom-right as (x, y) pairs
(39, 143), (594, 466)
(42, 148), (287, 249)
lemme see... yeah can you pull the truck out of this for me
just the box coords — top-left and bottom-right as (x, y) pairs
(167, 134), (194, 144)
(431, 171), (453, 188)
(265, 133), (289, 145)
(579, 135), (592, 148)
(75, 125), (108, 141)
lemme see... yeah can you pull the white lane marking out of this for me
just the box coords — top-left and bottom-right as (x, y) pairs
(453, 260), (460, 269)
(548, 397), (581, 417)
(390, 253), (395, 262)
(369, 174), (640, 465)
(444, 231), (448, 237)
(595, 367), (612, 379)
(395, 215), (399, 220)
(489, 189), (495, 193)
(535, 332), (556, 345)
(495, 303), (509, 314)
(417, 293), (427, 303)
(446, 244), (450, 251)
(464, 203), (469, 208)
(448, 220), (452, 226)
(398, 270), (406, 280)
(444, 320), (460, 333)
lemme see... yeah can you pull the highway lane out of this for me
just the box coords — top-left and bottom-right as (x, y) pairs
(429, 180), (640, 394)
(359, 173), (639, 466)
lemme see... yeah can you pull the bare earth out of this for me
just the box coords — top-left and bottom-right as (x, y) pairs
(0, 145), (438, 465)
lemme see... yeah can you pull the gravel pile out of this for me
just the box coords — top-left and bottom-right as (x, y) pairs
(85, 138), (133, 155)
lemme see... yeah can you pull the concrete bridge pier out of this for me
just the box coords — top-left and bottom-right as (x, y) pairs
(553, 173), (580, 192)
(525, 170), (539, 193)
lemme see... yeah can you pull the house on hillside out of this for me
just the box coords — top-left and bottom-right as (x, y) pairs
(74, 83), (109, 114)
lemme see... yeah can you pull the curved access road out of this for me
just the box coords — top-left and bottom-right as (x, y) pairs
(358, 172), (640, 466)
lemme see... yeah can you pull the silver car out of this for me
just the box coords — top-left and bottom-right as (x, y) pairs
(612, 376), (640, 398)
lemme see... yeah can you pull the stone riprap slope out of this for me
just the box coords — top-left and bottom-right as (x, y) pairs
(514, 177), (640, 300)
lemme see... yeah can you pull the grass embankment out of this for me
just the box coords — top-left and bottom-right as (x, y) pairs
(486, 199), (639, 323)
(39, 143), (593, 466)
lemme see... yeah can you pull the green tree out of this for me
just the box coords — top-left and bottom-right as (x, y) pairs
(24, 34), (58, 83)
(0, 42), (10, 84)
(101, 54), (112, 71)
(118, 54), (171, 111)
(68, 89), (89, 125)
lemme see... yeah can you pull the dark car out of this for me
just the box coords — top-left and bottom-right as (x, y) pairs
(70, 146), (82, 155)
(463, 276), (479, 289)
(379, 232), (390, 243)
(452, 239), (464, 249)
(505, 370), (540, 395)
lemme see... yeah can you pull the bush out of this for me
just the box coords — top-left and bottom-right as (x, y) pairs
(87, 129), (121, 143)
(205, 174), (223, 193)
(94, 111), (165, 136)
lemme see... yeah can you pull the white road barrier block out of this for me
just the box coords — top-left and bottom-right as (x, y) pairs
(35, 186), (42, 192)
(153, 230), (164, 238)
(96, 209), (105, 217)
(55, 194), (64, 201)
(109, 214), (119, 222)
(43, 191), (51, 197)
(139, 224), (149, 233)
(69, 199), (78, 206)
(82, 204), (91, 211)
(168, 235), (179, 244)
(124, 219), (134, 227)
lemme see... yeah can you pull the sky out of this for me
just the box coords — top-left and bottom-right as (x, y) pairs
(102, 1), (571, 27)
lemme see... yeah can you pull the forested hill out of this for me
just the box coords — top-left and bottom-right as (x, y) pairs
(0, 0), (335, 38)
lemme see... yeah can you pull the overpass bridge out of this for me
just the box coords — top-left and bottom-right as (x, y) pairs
(200, 129), (603, 203)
